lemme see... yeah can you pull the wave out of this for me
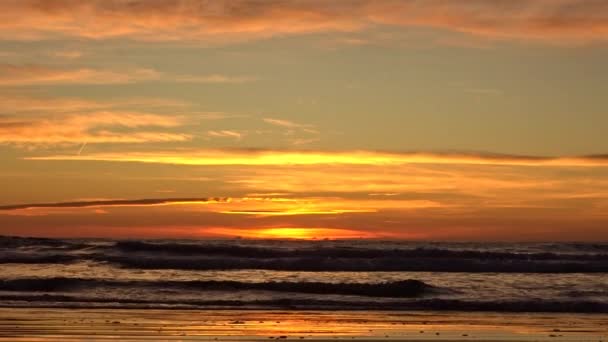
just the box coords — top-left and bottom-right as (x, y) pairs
(100, 255), (608, 273)
(113, 240), (608, 261)
(0, 236), (68, 248)
(4, 236), (608, 273)
(0, 278), (435, 298)
(0, 294), (605, 313)
(7, 252), (608, 273)
(0, 254), (81, 264)
(0, 236), (88, 250)
(6, 236), (608, 262)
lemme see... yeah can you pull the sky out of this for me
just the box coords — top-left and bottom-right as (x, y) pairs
(1, 0), (608, 240)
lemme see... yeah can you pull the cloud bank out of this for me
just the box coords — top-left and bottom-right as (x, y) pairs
(0, 1), (606, 43)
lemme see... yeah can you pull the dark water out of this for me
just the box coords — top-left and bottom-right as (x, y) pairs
(1, 236), (607, 312)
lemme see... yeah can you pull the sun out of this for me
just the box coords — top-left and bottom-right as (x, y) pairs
(205, 227), (377, 240)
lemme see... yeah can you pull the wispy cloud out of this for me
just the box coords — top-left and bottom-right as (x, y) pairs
(0, 1), (606, 43)
(0, 64), (254, 86)
(0, 64), (160, 85)
(0, 197), (228, 211)
(263, 118), (320, 145)
(292, 137), (321, 146)
(0, 95), (247, 147)
(263, 118), (318, 133)
(176, 74), (256, 84)
(263, 118), (310, 130)
(0, 111), (190, 145)
(25, 149), (608, 167)
(0, 95), (186, 113)
(220, 209), (376, 216)
(48, 50), (84, 59)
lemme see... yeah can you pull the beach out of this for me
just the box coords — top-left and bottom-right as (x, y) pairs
(0, 308), (607, 341)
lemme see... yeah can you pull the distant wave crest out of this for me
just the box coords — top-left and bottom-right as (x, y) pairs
(0, 293), (606, 313)
(0, 278), (435, 298)
(3, 237), (608, 273)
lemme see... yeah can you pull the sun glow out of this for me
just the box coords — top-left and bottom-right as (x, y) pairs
(220, 209), (377, 216)
(26, 150), (608, 167)
(205, 227), (378, 240)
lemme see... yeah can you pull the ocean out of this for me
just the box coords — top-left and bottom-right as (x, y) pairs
(1, 236), (607, 313)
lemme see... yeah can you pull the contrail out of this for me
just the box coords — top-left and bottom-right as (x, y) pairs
(77, 141), (87, 155)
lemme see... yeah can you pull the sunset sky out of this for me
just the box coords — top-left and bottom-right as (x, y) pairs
(1, 0), (608, 240)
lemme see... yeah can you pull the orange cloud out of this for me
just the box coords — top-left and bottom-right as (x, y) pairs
(0, 95), (186, 113)
(0, 64), (160, 85)
(0, 0), (361, 41)
(26, 149), (608, 167)
(1, 186), (607, 240)
(20, 149), (608, 232)
(0, 111), (190, 145)
(214, 196), (442, 217)
(0, 1), (606, 43)
(21, 148), (607, 225)
(221, 209), (376, 216)
(369, 0), (608, 42)
(0, 64), (255, 86)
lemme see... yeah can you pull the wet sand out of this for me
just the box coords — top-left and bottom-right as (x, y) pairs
(0, 308), (607, 341)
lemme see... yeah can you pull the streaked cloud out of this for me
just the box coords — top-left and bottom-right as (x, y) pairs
(0, 95), (187, 113)
(263, 118), (318, 133)
(264, 118), (309, 129)
(48, 50), (84, 59)
(176, 74), (256, 84)
(207, 130), (244, 141)
(0, 1), (606, 43)
(26, 149), (608, 167)
(0, 111), (189, 145)
(195, 112), (244, 120)
(218, 197), (442, 217)
(0, 197), (228, 211)
(263, 118), (320, 146)
(0, 64), (254, 86)
(0, 64), (160, 85)
(220, 209), (375, 216)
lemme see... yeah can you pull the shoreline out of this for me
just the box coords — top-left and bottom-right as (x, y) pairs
(2, 304), (608, 314)
(0, 308), (606, 341)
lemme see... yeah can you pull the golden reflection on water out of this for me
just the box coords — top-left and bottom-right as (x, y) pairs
(0, 309), (607, 341)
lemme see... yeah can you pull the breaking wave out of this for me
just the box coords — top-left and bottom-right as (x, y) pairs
(99, 255), (608, 273)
